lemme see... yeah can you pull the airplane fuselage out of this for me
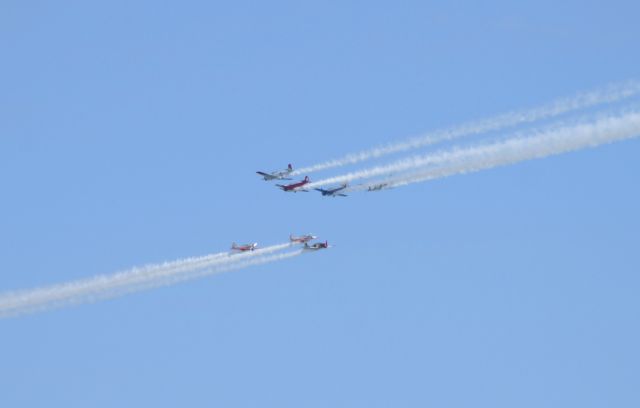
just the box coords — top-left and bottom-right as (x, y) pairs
(231, 242), (257, 252)
(278, 177), (310, 192)
(315, 185), (348, 197)
(282, 183), (306, 191)
(304, 241), (329, 250)
(290, 234), (316, 243)
(256, 164), (293, 181)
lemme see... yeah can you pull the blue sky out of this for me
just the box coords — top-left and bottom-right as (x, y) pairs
(1, 1), (639, 406)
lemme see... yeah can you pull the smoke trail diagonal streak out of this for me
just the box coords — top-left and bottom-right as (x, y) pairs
(352, 110), (640, 191)
(291, 80), (640, 176)
(305, 109), (640, 190)
(0, 243), (298, 318)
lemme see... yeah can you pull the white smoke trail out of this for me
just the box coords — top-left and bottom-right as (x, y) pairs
(145, 250), (304, 293)
(291, 80), (640, 176)
(0, 243), (296, 318)
(354, 110), (640, 191)
(308, 109), (640, 189)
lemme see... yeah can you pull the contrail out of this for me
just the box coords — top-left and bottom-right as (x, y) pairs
(291, 80), (640, 176)
(307, 109), (640, 189)
(0, 243), (297, 318)
(353, 110), (640, 191)
(143, 250), (304, 294)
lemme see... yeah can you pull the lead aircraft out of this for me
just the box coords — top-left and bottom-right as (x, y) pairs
(290, 233), (317, 243)
(256, 164), (294, 181)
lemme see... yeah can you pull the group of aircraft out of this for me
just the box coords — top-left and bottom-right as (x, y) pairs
(248, 164), (389, 255)
(257, 164), (391, 194)
(289, 233), (330, 250)
(256, 164), (349, 197)
(246, 165), (335, 255)
(231, 234), (329, 253)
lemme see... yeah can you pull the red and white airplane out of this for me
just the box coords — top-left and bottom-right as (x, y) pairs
(256, 164), (293, 181)
(276, 176), (310, 192)
(290, 233), (317, 244)
(303, 241), (329, 250)
(231, 242), (258, 252)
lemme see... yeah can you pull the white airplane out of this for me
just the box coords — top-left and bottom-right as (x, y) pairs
(256, 164), (294, 181)
(290, 233), (317, 244)
(231, 242), (258, 252)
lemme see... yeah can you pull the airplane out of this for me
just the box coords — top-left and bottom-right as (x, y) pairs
(314, 183), (348, 197)
(367, 183), (389, 192)
(290, 233), (317, 244)
(256, 164), (294, 181)
(231, 242), (258, 252)
(276, 176), (310, 192)
(304, 241), (329, 250)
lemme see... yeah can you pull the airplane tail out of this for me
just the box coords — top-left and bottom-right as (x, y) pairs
(287, 164), (293, 171)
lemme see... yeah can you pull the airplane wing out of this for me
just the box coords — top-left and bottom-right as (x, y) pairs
(256, 171), (276, 180)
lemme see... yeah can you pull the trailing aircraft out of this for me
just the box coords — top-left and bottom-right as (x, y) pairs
(367, 183), (389, 192)
(256, 164), (293, 181)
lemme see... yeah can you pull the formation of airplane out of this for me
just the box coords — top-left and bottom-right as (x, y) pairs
(250, 158), (352, 256)
(256, 164), (294, 181)
(257, 164), (350, 198)
(276, 176), (310, 192)
(291, 234), (328, 250)
(231, 242), (258, 252)
(314, 184), (348, 197)
(250, 164), (338, 253)
(231, 235), (329, 254)
(290, 233), (317, 243)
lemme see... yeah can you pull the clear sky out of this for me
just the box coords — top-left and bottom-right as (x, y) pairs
(1, 1), (639, 406)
